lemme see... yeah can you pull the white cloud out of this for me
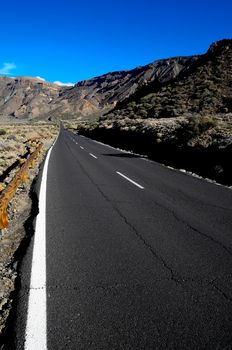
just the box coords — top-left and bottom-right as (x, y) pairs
(36, 76), (46, 81)
(36, 77), (74, 86)
(0, 65), (75, 86)
(0, 62), (16, 75)
(53, 80), (74, 87)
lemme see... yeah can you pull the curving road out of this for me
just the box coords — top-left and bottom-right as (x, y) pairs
(9, 126), (232, 349)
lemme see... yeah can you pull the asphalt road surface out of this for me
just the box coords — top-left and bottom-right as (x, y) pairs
(9, 126), (232, 349)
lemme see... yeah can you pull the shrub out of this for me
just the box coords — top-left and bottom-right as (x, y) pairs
(0, 129), (6, 135)
(187, 115), (217, 134)
(139, 108), (148, 118)
(177, 115), (217, 144)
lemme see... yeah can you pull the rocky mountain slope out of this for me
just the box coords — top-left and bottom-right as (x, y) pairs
(56, 56), (198, 117)
(0, 56), (198, 120)
(0, 77), (65, 120)
(106, 39), (232, 120)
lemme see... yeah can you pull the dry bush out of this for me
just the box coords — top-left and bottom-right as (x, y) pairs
(177, 115), (217, 145)
(0, 129), (6, 135)
(0, 123), (58, 176)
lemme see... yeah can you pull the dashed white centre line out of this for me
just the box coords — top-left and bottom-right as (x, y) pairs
(89, 153), (98, 159)
(80, 146), (84, 150)
(116, 171), (144, 189)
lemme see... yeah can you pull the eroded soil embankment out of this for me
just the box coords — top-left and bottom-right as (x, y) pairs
(78, 127), (232, 186)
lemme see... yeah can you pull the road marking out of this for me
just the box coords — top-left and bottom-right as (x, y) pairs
(80, 146), (84, 150)
(76, 142), (78, 145)
(89, 153), (98, 159)
(116, 171), (144, 189)
(24, 144), (54, 349)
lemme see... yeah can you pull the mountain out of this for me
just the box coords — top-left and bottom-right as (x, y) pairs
(0, 76), (65, 120)
(106, 39), (232, 120)
(0, 56), (198, 120)
(0, 39), (231, 124)
(56, 55), (198, 117)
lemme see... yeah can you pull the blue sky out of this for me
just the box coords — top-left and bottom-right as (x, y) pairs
(0, 0), (231, 85)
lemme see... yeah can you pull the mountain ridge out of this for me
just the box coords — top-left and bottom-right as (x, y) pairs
(0, 39), (231, 122)
(105, 39), (232, 120)
(0, 55), (198, 120)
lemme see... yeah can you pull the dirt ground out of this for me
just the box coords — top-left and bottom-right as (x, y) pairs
(0, 122), (58, 339)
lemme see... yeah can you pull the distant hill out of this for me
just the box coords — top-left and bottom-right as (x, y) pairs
(0, 76), (64, 120)
(0, 56), (197, 120)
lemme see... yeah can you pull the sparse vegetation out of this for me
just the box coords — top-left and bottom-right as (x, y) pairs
(0, 122), (58, 179)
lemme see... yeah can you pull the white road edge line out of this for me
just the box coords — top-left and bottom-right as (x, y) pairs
(24, 140), (56, 349)
(80, 146), (84, 150)
(89, 153), (97, 159)
(116, 171), (144, 189)
(92, 139), (120, 151)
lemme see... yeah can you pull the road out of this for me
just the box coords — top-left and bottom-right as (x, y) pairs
(9, 126), (232, 349)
